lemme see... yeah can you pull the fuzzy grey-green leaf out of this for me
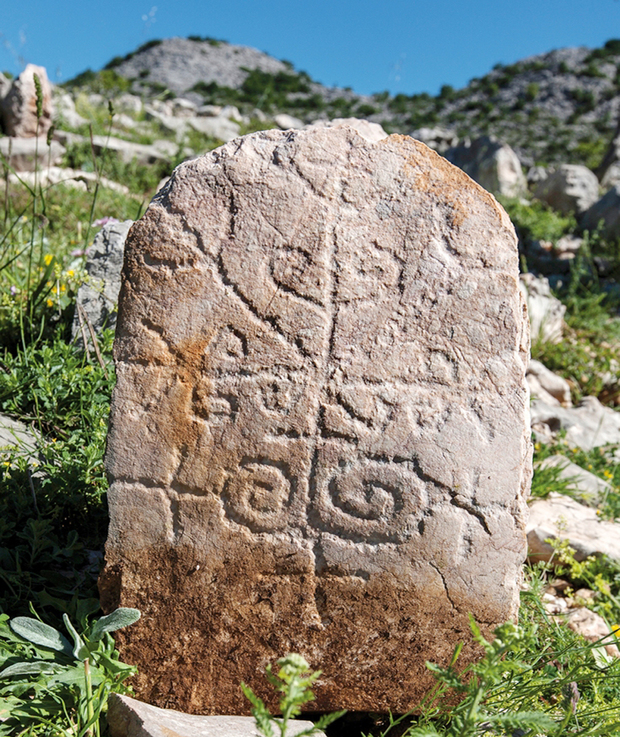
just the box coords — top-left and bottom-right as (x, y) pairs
(90, 607), (141, 641)
(0, 661), (58, 678)
(62, 613), (88, 660)
(9, 617), (72, 654)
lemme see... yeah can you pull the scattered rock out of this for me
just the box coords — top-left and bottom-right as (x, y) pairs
(555, 234), (583, 259)
(53, 91), (87, 129)
(0, 137), (65, 172)
(8, 166), (129, 194)
(564, 608), (620, 657)
(306, 117), (388, 142)
(534, 164), (599, 215)
(1, 64), (53, 138)
(107, 694), (323, 737)
(101, 127), (530, 715)
(72, 220), (133, 342)
(274, 113), (304, 130)
(527, 166), (549, 185)
(580, 185), (620, 241)
(519, 273), (565, 344)
(54, 130), (171, 166)
(536, 455), (611, 506)
(187, 115), (241, 142)
(527, 360), (571, 406)
(528, 492), (620, 562)
(0, 72), (10, 101)
(531, 396), (620, 450)
(444, 135), (527, 198)
(0, 414), (39, 458)
(115, 94), (143, 115)
(410, 127), (458, 154)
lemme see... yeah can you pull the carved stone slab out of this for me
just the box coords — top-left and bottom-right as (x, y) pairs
(100, 127), (530, 715)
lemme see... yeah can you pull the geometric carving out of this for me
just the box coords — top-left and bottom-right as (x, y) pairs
(222, 459), (296, 532)
(103, 126), (531, 716)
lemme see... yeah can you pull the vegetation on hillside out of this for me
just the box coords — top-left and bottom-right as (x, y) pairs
(2, 58), (620, 734)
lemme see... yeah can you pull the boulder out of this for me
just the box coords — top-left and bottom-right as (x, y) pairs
(527, 360), (571, 406)
(534, 164), (599, 215)
(527, 492), (620, 562)
(107, 694), (323, 737)
(0, 72), (11, 100)
(410, 127), (458, 154)
(306, 117), (388, 143)
(0, 137), (65, 172)
(8, 166), (129, 194)
(530, 396), (620, 450)
(536, 455), (611, 507)
(580, 185), (620, 241)
(274, 113), (305, 130)
(564, 608), (619, 657)
(444, 136), (527, 198)
(1, 64), (53, 138)
(0, 414), (39, 458)
(72, 220), (133, 342)
(100, 127), (530, 715)
(187, 115), (241, 142)
(54, 91), (87, 129)
(519, 273), (565, 344)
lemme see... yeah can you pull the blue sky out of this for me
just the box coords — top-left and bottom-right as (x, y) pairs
(1, 0), (619, 96)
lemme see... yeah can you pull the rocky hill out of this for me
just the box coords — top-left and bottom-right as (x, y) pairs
(64, 36), (620, 170)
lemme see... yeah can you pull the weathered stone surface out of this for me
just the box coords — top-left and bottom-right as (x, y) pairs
(306, 118), (388, 143)
(0, 137), (65, 172)
(1, 64), (53, 138)
(530, 396), (620, 450)
(527, 492), (620, 562)
(410, 127), (458, 154)
(527, 360), (571, 407)
(0, 414), (39, 457)
(101, 127), (530, 715)
(444, 136), (527, 198)
(519, 273), (565, 344)
(72, 220), (133, 341)
(536, 455), (611, 507)
(534, 164), (599, 215)
(108, 694), (323, 737)
(581, 185), (620, 241)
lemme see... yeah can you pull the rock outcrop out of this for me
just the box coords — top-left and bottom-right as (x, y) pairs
(444, 136), (527, 198)
(1, 64), (53, 138)
(534, 164), (599, 215)
(101, 127), (530, 715)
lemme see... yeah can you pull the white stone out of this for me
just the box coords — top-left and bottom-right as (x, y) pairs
(537, 455), (611, 506)
(519, 273), (565, 344)
(531, 396), (620, 450)
(527, 360), (571, 407)
(527, 492), (620, 562)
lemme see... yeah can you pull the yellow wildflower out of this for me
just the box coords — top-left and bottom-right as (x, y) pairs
(67, 269), (75, 278)
(46, 298), (53, 308)
(44, 254), (53, 266)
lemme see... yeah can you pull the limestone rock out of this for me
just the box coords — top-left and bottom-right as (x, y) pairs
(306, 117), (388, 143)
(8, 166), (129, 195)
(0, 414), (39, 458)
(581, 185), (620, 241)
(534, 164), (599, 215)
(275, 113), (305, 130)
(531, 396), (620, 450)
(0, 72), (10, 101)
(536, 455), (611, 506)
(410, 127), (458, 154)
(527, 360), (571, 407)
(0, 137), (65, 172)
(107, 694), (323, 737)
(1, 64), (53, 138)
(444, 136), (527, 198)
(72, 220), (133, 341)
(519, 274), (565, 344)
(101, 127), (530, 715)
(527, 492), (620, 562)
(54, 91), (87, 129)
(564, 608), (620, 657)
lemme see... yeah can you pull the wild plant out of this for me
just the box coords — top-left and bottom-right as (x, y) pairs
(0, 606), (140, 736)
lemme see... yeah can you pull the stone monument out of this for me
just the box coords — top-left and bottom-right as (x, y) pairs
(100, 126), (531, 715)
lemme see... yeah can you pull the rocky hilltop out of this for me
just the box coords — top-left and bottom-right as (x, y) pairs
(64, 36), (620, 169)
